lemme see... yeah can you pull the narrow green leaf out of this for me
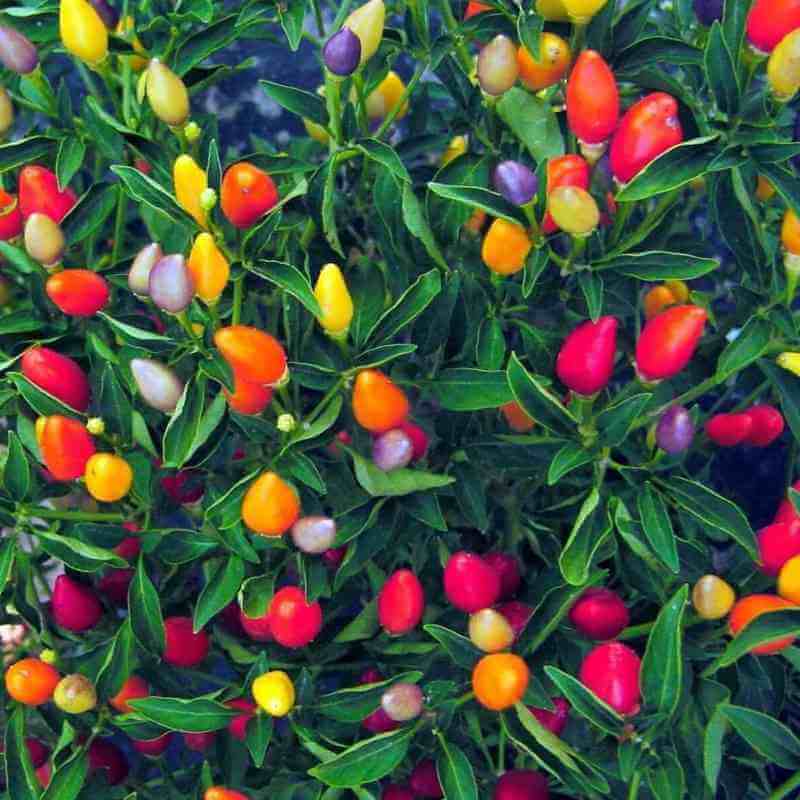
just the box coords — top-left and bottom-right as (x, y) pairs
(130, 696), (239, 732)
(194, 556), (245, 632)
(247, 260), (322, 316)
(637, 483), (680, 573)
(128, 556), (165, 655)
(507, 353), (576, 435)
(436, 739), (478, 800)
(720, 704), (800, 769)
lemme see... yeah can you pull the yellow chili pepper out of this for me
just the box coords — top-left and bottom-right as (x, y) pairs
(187, 232), (229, 305)
(344, 0), (385, 66)
(536, 0), (569, 21)
(115, 15), (147, 71)
(441, 135), (468, 167)
(0, 87), (14, 136)
(364, 71), (408, 121)
(144, 58), (190, 127)
(777, 352), (800, 377)
(313, 263), (354, 338)
(561, 0), (609, 24)
(60, 0), (108, 65)
(173, 154), (208, 228)
(768, 28), (800, 102)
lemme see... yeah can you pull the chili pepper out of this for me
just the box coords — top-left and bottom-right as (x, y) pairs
(773, 479), (800, 525)
(85, 452), (133, 502)
(352, 369), (410, 433)
(517, 32), (571, 92)
(767, 28), (800, 100)
(579, 642), (641, 715)
(548, 185), (600, 236)
(313, 262), (353, 338)
(116, 16), (147, 71)
(184, 732), (216, 752)
(409, 760), (443, 798)
(241, 471), (301, 536)
(0, 87), (14, 135)
(610, 92), (683, 183)
(381, 682), (424, 722)
(54, 674), (97, 714)
(530, 697), (570, 736)
(556, 316), (618, 396)
(130, 358), (185, 413)
(163, 616), (209, 666)
(133, 734), (171, 758)
(187, 232), (229, 305)
(97, 568), (133, 605)
(22, 347), (91, 411)
(343, 0), (385, 65)
(220, 161), (278, 229)
(441, 135), (468, 167)
(144, 59), (190, 126)
(778, 554), (800, 603)
(214, 325), (288, 386)
(542, 154), (590, 234)
(269, 586), (323, 648)
(692, 574), (735, 620)
(148, 253), (194, 313)
(252, 670), (296, 717)
(52, 574), (102, 631)
(87, 0), (118, 28)
(494, 771), (550, 800)
(705, 412), (754, 447)
(464, 208), (487, 235)
(746, 0), (800, 53)
(205, 789), (249, 800)
(729, 594), (795, 654)
(398, 420), (429, 461)
(635, 304), (707, 382)
(291, 516), (337, 554)
(46, 269), (109, 316)
(5, 659), (60, 706)
(225, 698), (256, 739)
(497, 600), (533, 639)
(24, 212), (65, 267)
(777, 351), (800, 377)
(478, 34), (519, 95)
(758, 520), (800, 575)
(493, 160), (538, 206)
(444, 551), (501, 612)
(566, 50), (619, 160)
(561, 0), (609, 23)
(0, 190), (22, 240)
(473, 653), (530, 711)
(372, 428), (414, 471)
(173, 154), (207, 228)
(756, 175), (776, 202)
(377, 568), (425, 635)
(323, 27), (361, 76)
(364, 70), (409, 120)
(39, 415), (95, 480)
(743, 404), (785, 446)
(18, 165), (77, 223)
(464, 1), (491, 19)
(481, 218), (533, 275)
(643, 279), (688, 319)
(569, 587), (629, 640)
(501, 401), (535, 432)
(224, 374), (272, 415)
(483, 551), (521, 598)
(60, 0), (108, 65)
(0, 25), (38, 74)
(694, 0), (723, 24)
(536, 0), (570, 20)
(655, 405), (695, 454)
(87, 739), (128, 785)
(128, 242), (162, 296)
(469, 608), (515, 653)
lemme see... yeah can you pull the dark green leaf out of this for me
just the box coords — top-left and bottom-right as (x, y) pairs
(55, 136), (86, 191)
(424, 625), (482, 669)
(637, 483), (680, 573)
(194, 556), (245, 632)
(704, 23), (739, 114)
(366, 270), (441, 345)
(427, 183), (527, 226)
(260, 79), (328, 126)
(496, 88), (563, 162)
(130, 696), (239, 732)
(429, 369), (513, 411)
(598, 250), (719, 279)
(4, 430), (30, 501)
(4, 707), (42, 800)
(247, 260), (322, 316)
(719, 704), (800, 769)
(507, 353), (576, 435)
(547, 442), (593, 485)
(246, 713), (273, 768)
(436, 739), (478, 800)
(543, 666), (623, 737)
(350, 450), (454, 497)
(128, 557), (165, 655)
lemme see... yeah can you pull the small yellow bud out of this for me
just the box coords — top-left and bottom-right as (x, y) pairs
(277, 413), (297, 433)
(40, 648), (58, 665)
(86, 417), (105, 436)
(184, 121), (201, 143)
(313, 263), (354, 337)
(199, 188), (218, 212)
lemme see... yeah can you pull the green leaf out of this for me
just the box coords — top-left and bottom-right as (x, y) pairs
(616, 137), (719, 202)
(598, 250), (719, 279)
(716, 317), (771, 379)
(354, 344), (418, 370)
(0, 539), (16, 598)
(424, 624), (482, 669)
(40, 751), (88, 800)
(358, 139), (410, 182)
(97, 312), (175, 344)
(641, 584), (688, 717)
(754, 161), (800, 219)
(174, 14), (239, 74)
(110, 165), (196, 228)
(162, 378), (225, 469)
(637, 483), (680, 573)
(704, 23), (739, 114)
(0, 136), (55, 171)
(98, 363), (132, 444)
(496, 87), (563, 162)
(597, 393), (652, 448)
(334, 598), (379, 643)
(761, 360), (800, 444)
(436, 739), (478, 800)
(349, 450), (454, 497)
(517, 10), (544, 59)
(308, 725), (418, 787)
(662, 477), (758, 561)
(278, 0), (305, 49)
(36, 530), (127, 573)
(427, 183), (527, 226)
(194, 556), (245, 632)
(55, 136), (86, 191)
(316, 671), (423, 723)
(646, 751), (686, 800)
(95, 619), (137, 700)
(128, 556), (165, 655)
(476, 317), (506, 370)
(238, 573), (275, 618)
(559, 489), (613, 585)
(543, 666), (623, 737)
(260, 79), (328, 126)
(615, 37), (703, 72)
(703, 709), (726, 793)
(246, 713), (273, 768)
(401, 182), (448, 271)
(9, 372), (82, 418)
(366, 270), (441, 345)
(720, 704), (800, 769)
(452, 462), (489, 531)
(130, 696), (239, 732)
(507, 353), (575, 435)
(547, 442), (593, 485)
(4, 430), (31, 501)
(246, 260), (322, 316)
(710, 170), (765, 275)
(428, 369), (512, 411)
(4, 707), (42, 800)
(523, 247), (550, 299)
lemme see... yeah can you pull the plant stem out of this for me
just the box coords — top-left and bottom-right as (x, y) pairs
(769, 770), (800, 800)
(232, 276), (244, 325)
(111, 188), (128, 269)
(21, 507), (126, 523)
(627, 771), (641, 800)
(324, 70), (343, 148)
(376, 62), (426, 139)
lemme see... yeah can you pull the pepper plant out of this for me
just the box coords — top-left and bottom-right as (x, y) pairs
(2, 0), (800, 799)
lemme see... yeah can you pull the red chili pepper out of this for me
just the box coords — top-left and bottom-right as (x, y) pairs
(579, 641), (641, 716)
(566, 50), (619, 145)
(45, 269), (110, 317)
(743, 404), (785, 446)
(18, 165), (77, 223)
(705, 412), (754, 447)
(542, 154), (590, 234)
(21, 346), (91, 411)
(269, 586), (323, 648)
(39, 415), (95, 481)
(52, 574), (102, 631)
(443, 551), (501, 613)
(556, 316), (618, 396)
(377, 568), (425, 635)
(569, 587), (629, 640)
(0, 189), (22, 240)
(635, 305), (707, 382)
(464, 0), (491, 19)
(774, 479), (800, 525)
(610, 92), (683, 184)
(758, 520), (800, 576)
(746, 0), (800, 53)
